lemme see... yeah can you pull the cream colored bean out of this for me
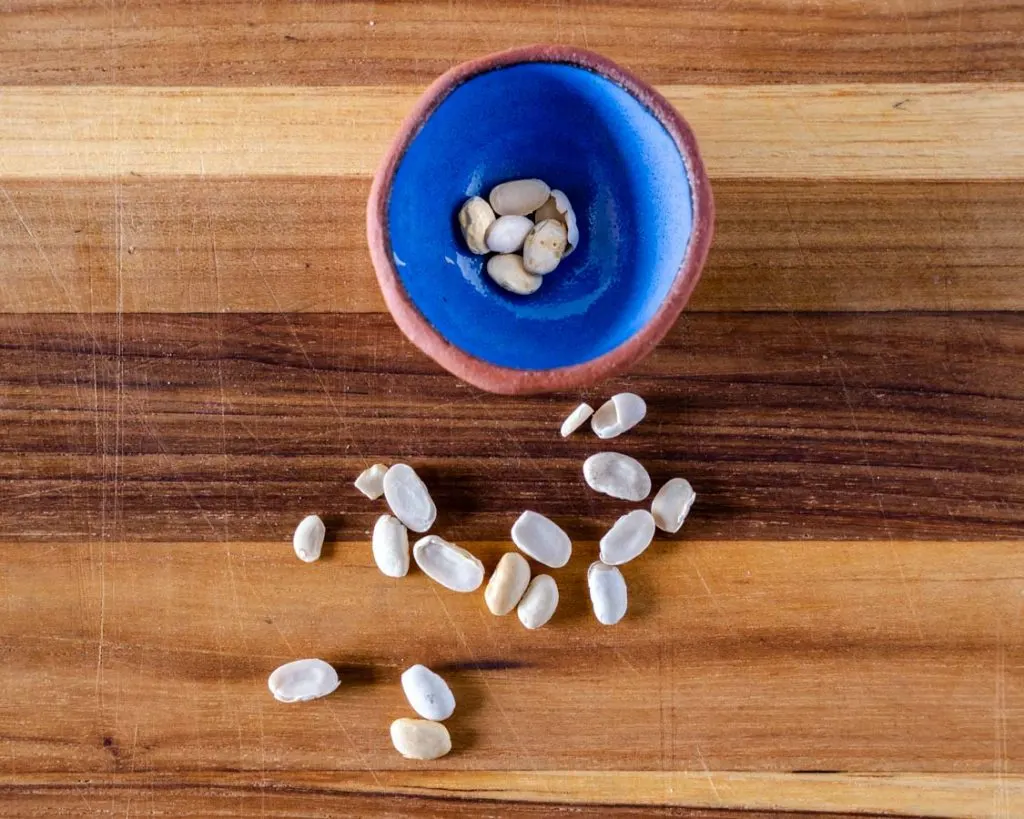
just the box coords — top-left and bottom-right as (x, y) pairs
(517, 574), (558, 630)
(267, 659), (339, 703)
(292, 514), (325, 563)
(511, 511), (572, 568)
(591, 393), (647, 439)
(484, 552), (531, 615)
(486, 254), (542, 295)
(652, 478), (697, 533)
(383, 463), (436, 533)
(390, 718), (452, 760)
(583, 452), (651, 501)
(354, 463), (388, 499)
(401, 664), (456, 721)
(413, 535), (485, 592)
(588, 562), (627, 625)
(458, 196), (495, 255)
(372, 514), (410, 578)
(560, 403), (594, 437)
(489, 178), (550, 216)
(523, 219), (567, 275)
(599, 509), (656, 566)
(485, 215), (534, 254)
(534, 189), (578, 255)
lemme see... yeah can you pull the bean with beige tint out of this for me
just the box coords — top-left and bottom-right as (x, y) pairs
(390, 718), (452, 760)
(534, 189), (578, 255)
(485, 552), (531, 615)
(489, 178), (550, 216)
(458, 196), (495, 255)
(486, 253), (543, 295)
(523, 219), (568, 275)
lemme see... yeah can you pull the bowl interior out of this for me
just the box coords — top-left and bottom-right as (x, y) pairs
(387, 61), (693, 371)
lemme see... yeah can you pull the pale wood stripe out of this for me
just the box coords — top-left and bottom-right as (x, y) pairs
(0, 85), (1022, 180)
(1, 539), (1021, 774)
(0, 771), (1019, 818)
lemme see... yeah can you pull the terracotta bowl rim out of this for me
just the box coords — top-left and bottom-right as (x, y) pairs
(366, 44), (715, 395)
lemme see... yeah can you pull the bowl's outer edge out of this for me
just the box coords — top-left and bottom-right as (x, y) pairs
(366, 44), (715, 395)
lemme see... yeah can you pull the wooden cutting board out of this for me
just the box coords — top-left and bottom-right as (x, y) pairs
(1, 2), (1022, 817)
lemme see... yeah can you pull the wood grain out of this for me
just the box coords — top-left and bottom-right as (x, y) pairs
(2, 85), (1022, 180)
(1, 538), (1022, 776)
(0, 772), (1021, 818)
(2, 177), (1022, 314)
(0, 313), (1020, 543)
(2, 0), (1022, 87)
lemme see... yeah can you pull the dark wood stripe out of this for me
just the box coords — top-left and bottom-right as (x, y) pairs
(0, 312), (1019, 542)
(2, 0), (1022, 86)
(2, 177), (1022, 313)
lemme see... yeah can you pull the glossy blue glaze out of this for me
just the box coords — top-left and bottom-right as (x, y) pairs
(387, 62), (693, 371)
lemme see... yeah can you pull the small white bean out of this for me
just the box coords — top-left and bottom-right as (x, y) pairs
(413, 535), (485, 592)
(485, 215), (534, 254)
(458, 196), (496, 255)
(511, 510), (572, 568)
(267, 659), (339, 703)
(489, 178), (551, 216)
(486, 254), (543, 295)
(599, 509), (656, 566)
(651, 478), (697, 533)
(588, 562), (627, 626)
(591, 393), (647, 439)
(523, 219), (567, 275)
(583, 452), (651, 501)
(354, 463), (388, 499)
(400, 664), (456, 721)
(517, 574), (558, 629)
(560, 403), (594, 437)
(292, 514), (325, 563)
(372, 514), (410, 578)
(383, 463), (436, 533)
(390, 718), (452, 760)
(484, 552), (531, 615)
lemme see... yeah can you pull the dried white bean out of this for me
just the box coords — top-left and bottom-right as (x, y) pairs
(458, 196), (495, 255)
(652, 478), (697, 533)
(523, 219), (567, 275)
(486, 254), (542, 295)
(489, 178), (550, 216)
(534, 190), (578, 255)
(354, 463), (388, 499)
(599, 509), (656, 566)
(583, 452), (651, 501)
(484, 552), (531, 615)
(511, 511), (572, 568)
(560, 403), (594, 437)
(588, 562), (627, 625)
(485, 215), (534, 254)
(401, 664), (456, 721)
(390, 718), (452, 760)
(413, 535), (485, 592)
(372, 514), (410, 578)
(383, 463), (436, 533)
(517, 574), (558, 629)
(267, 659), (339, 703)
(292, 514), (325, 563)
(591, 393), (647, 439)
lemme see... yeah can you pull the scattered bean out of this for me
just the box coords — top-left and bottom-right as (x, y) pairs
(651, 478), (696, 534)
(583, 452), (651, 501)
(559, 403), (594, 437)
(267, 659), (339, 703)
(599, 509), (656, 566)
(390, 718), (452, 760)
(588, 562), (627, 625)
(484, 552), (531, 615)
(292, 515), (325, 563)
(401, 664), (456, 721)
(591, 393), (647, 439)
(413, 535), (485, 592)
(517, 574), (559, 630)
(511, 510), (572, 568)
(372, 514), (410, 578)
(355, 463), (388, 499)
(383, 464), (436, 533)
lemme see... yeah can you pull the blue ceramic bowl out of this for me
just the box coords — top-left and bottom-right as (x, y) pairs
(368, 46), (714, 394)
